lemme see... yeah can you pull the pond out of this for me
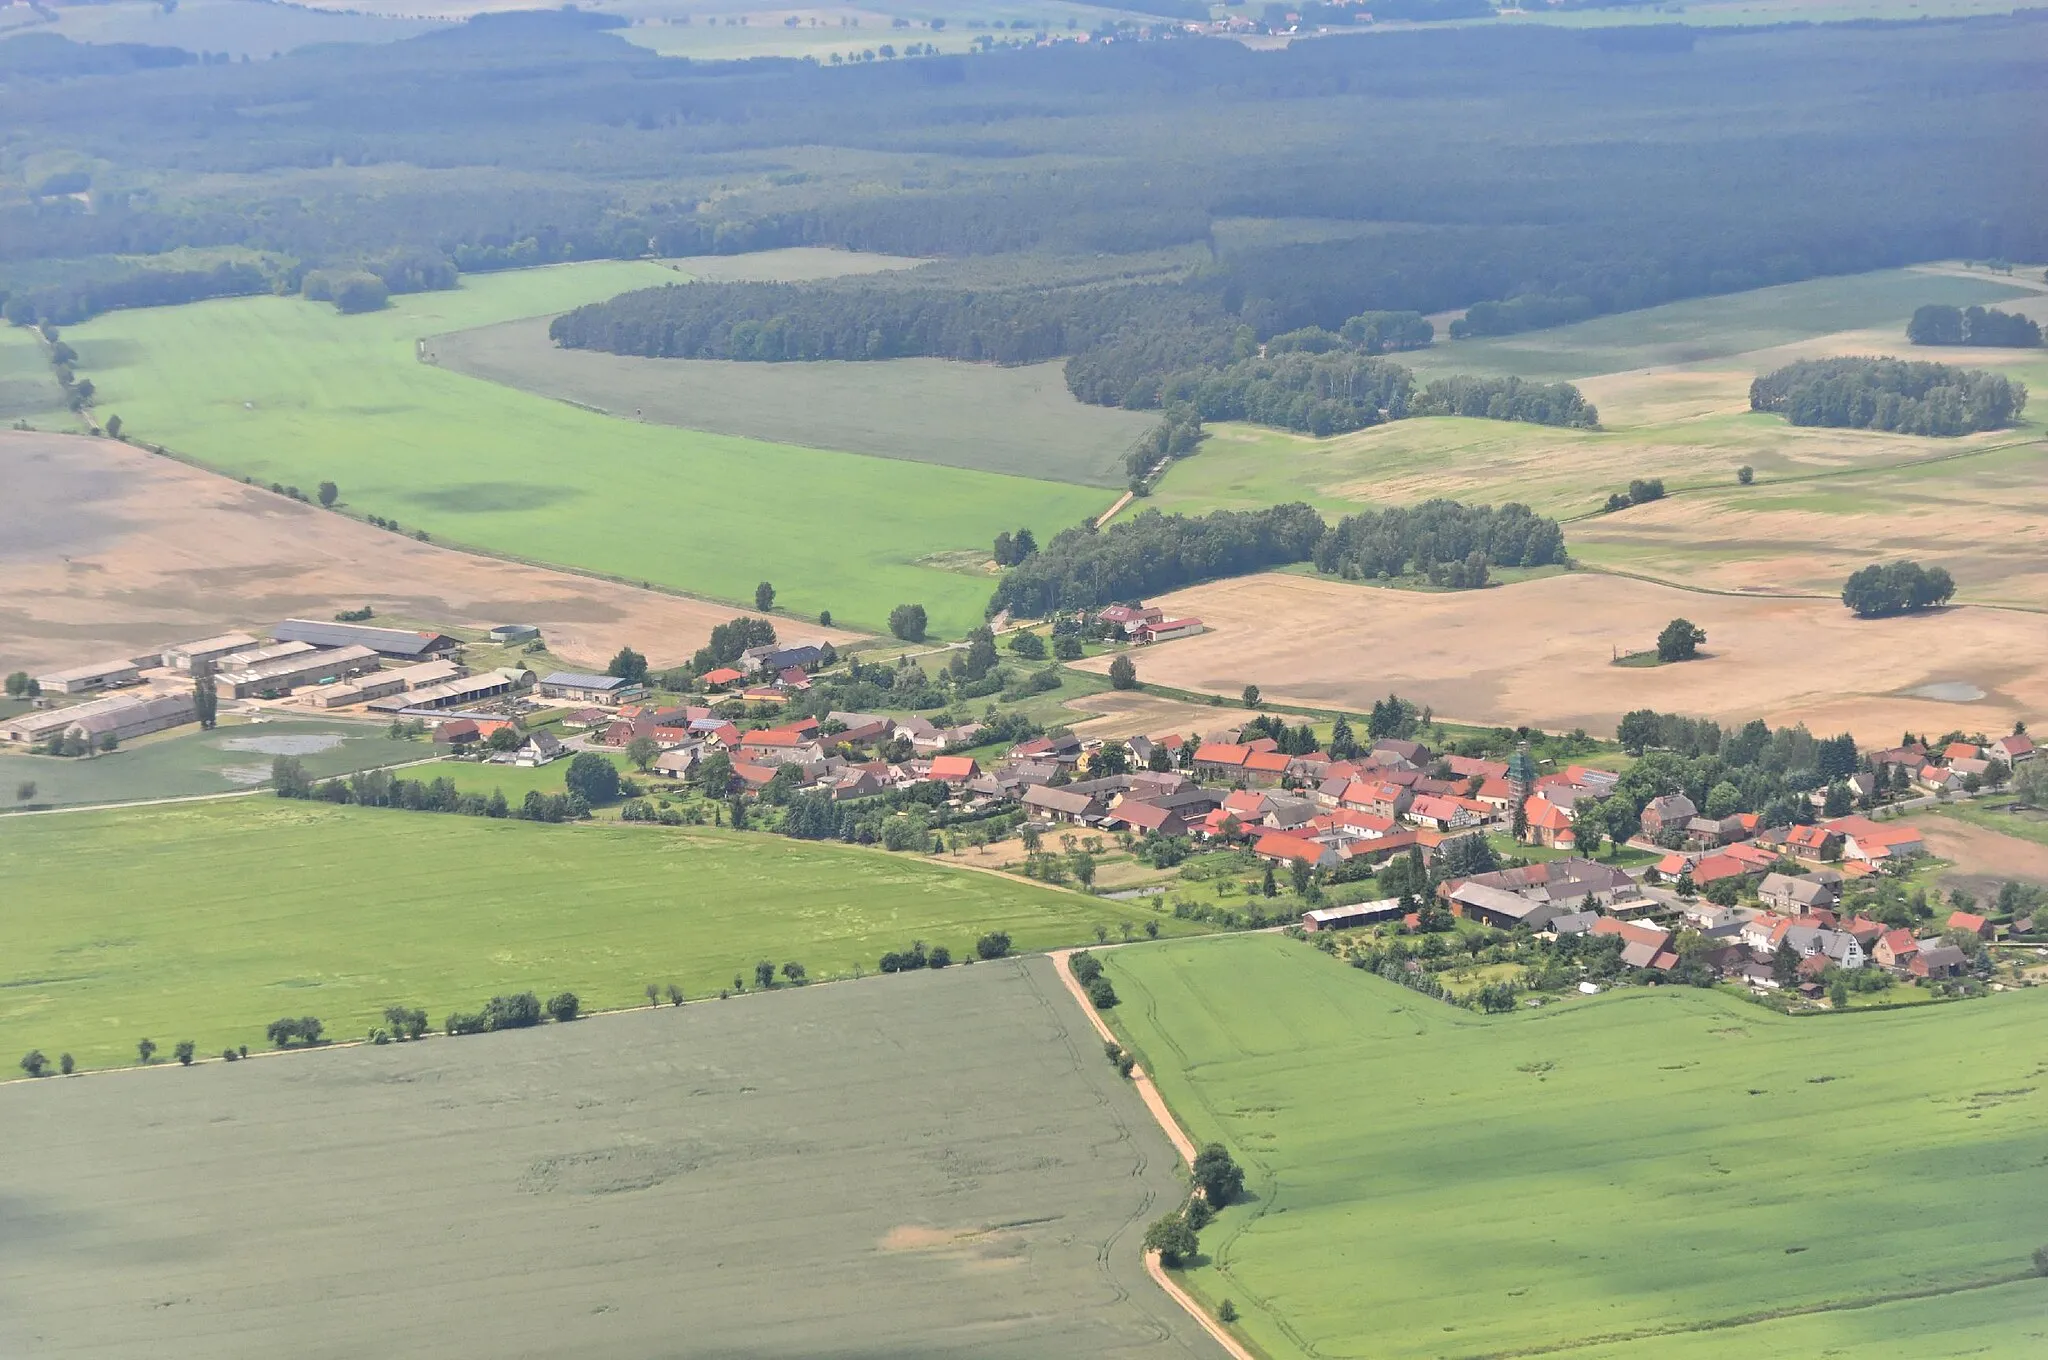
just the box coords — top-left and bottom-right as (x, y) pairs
(1905, 681), (1985, 702)
(216, 732), (352, 756)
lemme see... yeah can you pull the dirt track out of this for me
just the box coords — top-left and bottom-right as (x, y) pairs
(0, 431), (861, 672)
(1074, 571), (2048, 742)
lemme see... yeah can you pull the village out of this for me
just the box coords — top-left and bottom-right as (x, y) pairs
(5, 600), (2040, 1010)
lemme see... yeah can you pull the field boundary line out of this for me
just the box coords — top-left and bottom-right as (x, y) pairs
(80, 430), (875, 643)
(1559, 432), (2041, 524)
(0, 753), (452, 819)
(1048, 940), (1277, 1360)
(1453, 1270), (2044, 1360)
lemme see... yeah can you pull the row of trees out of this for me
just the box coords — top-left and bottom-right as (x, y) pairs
(991, 497), (1567, 615)
(1410, 375), (1599, 428)
(1313, 499), (1567, 583)
(1749, 357), (2027, 435)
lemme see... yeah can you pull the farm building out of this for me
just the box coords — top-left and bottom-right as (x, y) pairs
(216, 640), (318, 671)
(3, 691), (197, 745)
(307, 673), (410, 708)
(1301, 898), (1405, 932)
(34, 658), (145, 695)
(1131, 617), (1204, 644)
(1447, 881), (1563, 931)
(540, 672), (635, 705)
(653, 745), (702, 778)
(159, 632), (260, 675)
(515, 731), (566, 766)
(272, 618), (458, 660)
(488, 624), (540, 644)
(217, 645), (380, 699)
(433, 719), (481, 745)
(369, 672), (519, 713)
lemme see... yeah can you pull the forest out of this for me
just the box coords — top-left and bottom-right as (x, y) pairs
(987, 499), (1564, 615)
(1749, 357), (2027, 435)
(1, 13), (2043, 339)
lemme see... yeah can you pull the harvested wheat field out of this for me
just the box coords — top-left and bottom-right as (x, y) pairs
(0, 431), (861, 673)
(1062, 689), (1239, 743)
(1918, 815), (2048, 896)
(1074, 572), (2048, 741)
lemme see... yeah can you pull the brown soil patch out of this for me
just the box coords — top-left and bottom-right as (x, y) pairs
(1074, 572), (2048, 743)
(1918, 817), (2048, 889)
(0, 431), (864, 673)
(1062, 689), (1238, 742)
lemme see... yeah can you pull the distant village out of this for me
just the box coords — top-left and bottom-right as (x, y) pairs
(7, 601), (2038, 1005)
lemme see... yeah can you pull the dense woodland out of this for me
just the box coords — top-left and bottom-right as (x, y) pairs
(0, 13), (2043, 339)
(1749, 357), (2027, 435)
(988, 499), (1564, 615)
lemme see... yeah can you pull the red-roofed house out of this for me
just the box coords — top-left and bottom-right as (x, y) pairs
(1524, 796), (1576, 849)
(1407, 795), (1479, 830)
(1339, 779), (1411, 818)
(1784, 824), (1842, 860)
(1943, 741), (1981, 762)
(1689, 854), (1752, 886)
(1253, 831), (1339, 869)
(1448, 754), (1509, 782)
(1947, 910), (1994, 939)
(1873, 929), (1920, 970)
(1321, 808), (1396, 838)
(1825, 816), (1925, 864)
(928, 755), (980, 784)
(1097, 604), (1163, 635)
(1991, 732), (2034, 764)
(1194, 742), (1253, 776)
(703, 667), (746, 690)
(1243, 749), (1291, 786)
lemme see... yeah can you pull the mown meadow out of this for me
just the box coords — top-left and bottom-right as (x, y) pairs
(1104, 933), (2048, 1360)
(58, 262), (1105, 638)
(0, 797), (1199, 1070)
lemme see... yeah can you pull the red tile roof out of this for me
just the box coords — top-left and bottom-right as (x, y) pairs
(1195, 742), (1252, 766)
(1253, 832), (1328, 865)
(928, 755), (979, 781)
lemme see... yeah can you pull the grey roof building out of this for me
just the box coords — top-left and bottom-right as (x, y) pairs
(273, 618), (458, 659)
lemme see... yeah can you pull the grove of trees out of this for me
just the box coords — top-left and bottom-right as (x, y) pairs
(1749, 357), (2026, 435)
(1907, 304), (2040, 348)
(1841, 561), (1956, 617)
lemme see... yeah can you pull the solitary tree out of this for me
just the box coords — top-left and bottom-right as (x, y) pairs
(626, 735), (660, 772)
(1242, 685), (1261, 708)
(137, 1038), (157, 1063)
(20, 1050), (47, 1077)
(564, 752), (620, 805)
(666, 983), (685, 1006)
(781, 961), (806, 984)
(754, 581), (776, 612)
(1144, 1213), (1200, 1267)
(545, 991), (581, 1022)
(1656, 618), (1706, 663)
(59, 1053), (74, 1075)
(818, 610), (833, 627)
(1736, 465), (1754, 485)
(888, 603), (928, 641)
(755, 959), (777, 989)
(1108, 655), (1138, 690)
(317, 480), (339, 507)
(104, 413), (123, 438)
(173, 1041), (196, 1066)
(1193, 1143), (1247, 1205)
(193, 673), (218, 730)
(646, 983), (661, 1007)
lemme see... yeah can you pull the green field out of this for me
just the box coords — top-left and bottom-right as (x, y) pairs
(1409, 266), (2035, 382)
(0, 322), (64, 425)
(435, 318), (1154, 486)
(0, 797), (1203, 1070)
(1104, 934), (2048, 1360)
(63, 262), (1105, 638)
(0, 718), (436, 810)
